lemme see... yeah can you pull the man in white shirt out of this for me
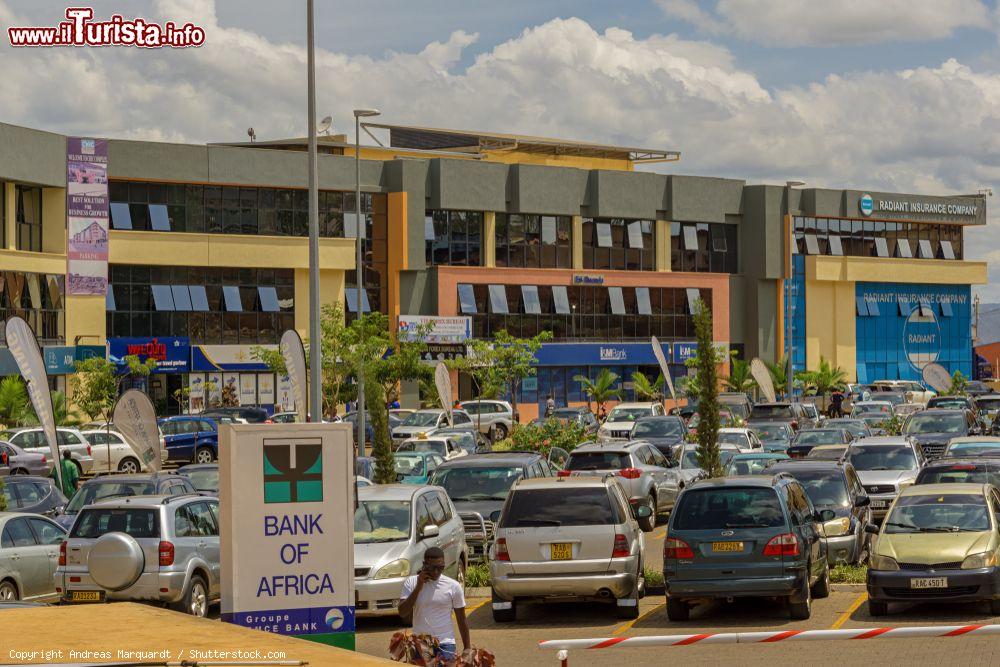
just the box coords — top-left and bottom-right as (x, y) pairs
(398, 547), (470, 663)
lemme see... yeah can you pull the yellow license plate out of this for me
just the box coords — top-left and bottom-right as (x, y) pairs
(550, 543), (573, 560)
(70, 590), (104, 602)
(711, 541), (744, 553)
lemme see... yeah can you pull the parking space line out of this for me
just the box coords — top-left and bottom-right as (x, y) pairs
(831, 592), (868, 629)
(465, 599), (490, 614)
(614, 602), (665, 636)
(652, 529), (666, 540)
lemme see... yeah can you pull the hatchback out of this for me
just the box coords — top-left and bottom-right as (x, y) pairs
(490, 475), (648, 621)
(54, 473), (197, 530)
(158, 416), (219, 464)
(663, 475), (833, 620)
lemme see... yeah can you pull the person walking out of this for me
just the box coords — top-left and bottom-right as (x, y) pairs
(51, 450), (80, 500)
(398, 547), (470, 664)
(545, 395), (555, 418)
(830, 387), (845, 418)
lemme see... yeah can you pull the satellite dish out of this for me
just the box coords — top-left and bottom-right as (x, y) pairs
(317, 116), (333, 135)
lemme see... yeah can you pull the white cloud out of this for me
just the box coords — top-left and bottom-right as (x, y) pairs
(657, 0), (993, 46)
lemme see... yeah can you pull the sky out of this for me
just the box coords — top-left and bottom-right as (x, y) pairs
(2, 0), (1000, 297)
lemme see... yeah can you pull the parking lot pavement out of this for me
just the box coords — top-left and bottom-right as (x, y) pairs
(356, 589), (1000, 666)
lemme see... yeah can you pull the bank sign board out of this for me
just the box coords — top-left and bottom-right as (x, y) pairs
(220, 424), (355, 650)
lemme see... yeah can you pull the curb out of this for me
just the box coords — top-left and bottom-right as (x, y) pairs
(466, 586), (491, 598)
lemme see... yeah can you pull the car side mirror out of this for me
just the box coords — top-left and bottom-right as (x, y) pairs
(854, 495), (871, 508)
(489, 510), (502, 524)
(864, 523), (880, 535)
(634, 504), (653, 519)
(421, 524), (440, 539)
(817, 509), (837, 523)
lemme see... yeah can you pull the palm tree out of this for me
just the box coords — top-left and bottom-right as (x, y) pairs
(722, 358), (756, 394)
(631, 372), (664, 401)
(796, 357), (848, 410)
(765, 357), (789, 395)
(21, 391), (81, 427)
(0, 376), (29, 427)
(574, 369), (620, 414)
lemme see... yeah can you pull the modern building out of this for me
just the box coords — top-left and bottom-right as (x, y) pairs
(0, 120), (988, 418)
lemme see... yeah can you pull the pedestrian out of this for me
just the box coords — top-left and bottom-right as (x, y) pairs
(51, 450), (79, 499)
(389, 399), (401, 409)
(830, 387), (845, 418)
(545, 395), (555, 417)
(398, 547), (470, 664)
(598, 404), (608, 421)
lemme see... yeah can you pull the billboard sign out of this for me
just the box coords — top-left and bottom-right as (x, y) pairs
(66, 137), (109, 295)
(398, 315), (472, 344)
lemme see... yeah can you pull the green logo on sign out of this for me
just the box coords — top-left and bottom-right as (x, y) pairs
(263, 440), (323, 503)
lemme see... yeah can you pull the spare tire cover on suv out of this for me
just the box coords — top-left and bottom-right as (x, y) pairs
(88, 532), (145, 591)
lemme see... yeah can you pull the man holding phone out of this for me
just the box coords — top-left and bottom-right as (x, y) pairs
(398, 547), (470, 663)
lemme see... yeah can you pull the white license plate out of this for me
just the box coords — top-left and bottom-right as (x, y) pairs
(910, 577), (948, 589)
(871, 500), (888, 509)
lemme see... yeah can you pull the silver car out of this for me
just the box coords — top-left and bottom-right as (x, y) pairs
(457, 400), (514, 439)
(0, 441), (51, 476)
(391, 409), (475, 445)
(0, 512), (67, 601)
(354, 484), (467, 617)
(0, 427), (95, 475)
(57, 494), (220, 616)
(562, 441), (679, 531)
(846, 436), (923, 519)
(489, 475), (648, 621)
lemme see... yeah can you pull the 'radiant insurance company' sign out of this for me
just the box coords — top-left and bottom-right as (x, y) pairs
(220, 424), (355, 650)
(857, 192), (980, 220)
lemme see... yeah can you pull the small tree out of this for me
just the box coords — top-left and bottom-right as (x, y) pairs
(722, 357), (756, 394)
(765, 357), (790, 397)
(795, 356), (848, 411)
(449, 330), (551, 402)
(574, 369), (621, 415)
(70, 357), (118, 423)
(0, 376), (29, 427)
(692, 300), (724, 478)
(631, 372), (664, 401)
(941, 370), (969, 397)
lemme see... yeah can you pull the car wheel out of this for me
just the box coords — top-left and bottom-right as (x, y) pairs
(491, 588), (516, 623)
(638, 495), (656, 532)
(868, 600), (889, 616)
(194, 447), (215, 464)
(117, 457), (140, 474)
(811, 564), (830, 599)
(789, 572), (812, 620)
(666, 597), (689, 621)
(174, 575), (209, 617)
(0, 580), (18, 601)
(493, 423), (508, 440)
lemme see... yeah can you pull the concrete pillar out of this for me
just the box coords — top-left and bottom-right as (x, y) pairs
(656, 220), (671, 271)
(483, 211), (496, 268)
(294, 268), (346, 337)
(572, 215), (583, 269)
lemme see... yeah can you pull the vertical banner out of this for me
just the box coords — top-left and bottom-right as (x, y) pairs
(434, 362), (453, 424)
(66, 137), (109, 295)
(5, 317), (61, 489)
(222, 373), (239, 407)
(207, 372), (223, 409)
(112, 389), (162, 472)
(239, 374), (258, 406)
(258, 373), (276, 407)
(277, 375), (294, 412)
(750, 358), (777, 404)
(280, 330), (308, 422)
(188, 374), (206, 414)
(220, 424), (355, 649)
(651, 336), (676, 403)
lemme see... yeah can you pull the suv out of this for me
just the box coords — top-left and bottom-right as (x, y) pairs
(749, 403), (807, 431)
(57, 494), (220, 616)
(430, 452), (563, 561)
(391, 409), (474, 445)
(663, 475), (833, 621)
(199, 407), (270, 423)
(630, 415), (687, 457)
(458, 400), (514, 439)
(599, 402), (665, 441)
(787, 428), (855, 458)
(718, 392), (752, 423)
(845, 436), (923, 518)
(2, 476), (67, 516)
(870, 380), (934, 404)
(0, 427), (95, 475)
(902, 409), (982, 459)
(563, 441), (678, 531)
(490, 475), (648, 621)
(767, 459), (872, 565)
(158, 416), (220, 464)
(55, 472), (197, 530)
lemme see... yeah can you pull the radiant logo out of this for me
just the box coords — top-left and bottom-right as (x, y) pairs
(859, 193), (874, 216)
(263, 439), (323, 503)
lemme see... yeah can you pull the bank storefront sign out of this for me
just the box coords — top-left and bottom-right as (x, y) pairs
(534, 341), (676, 366)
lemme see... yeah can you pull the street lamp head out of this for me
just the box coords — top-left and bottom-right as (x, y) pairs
(786, 180), (806, 188)
(353, 108), (381, 118)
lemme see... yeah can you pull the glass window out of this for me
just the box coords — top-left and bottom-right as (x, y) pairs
(222, 285), (243, 312)
(941, 301), (954, 317)
(672, 487), (785, 530)
(627, 222), (644, 248)
(345, 288), (371, 313)
(501, 488), (618, 527)
(874, 237), (889, 257)
(1, 519), (36, 547)
(110, 202), (133, 230)
(458, 284), (477, 314)
(151, 285), (175, 311)
(189, 285), (209, 312)
(596, 223), (613, 248)
(149, 204), (171, 231)
(258, 286), (280, 312)
(608, 287), (626, 315)
(918, 239), (934, 258)
(170, 285), (192, 311)
(27, 518), (65, 545)
(686, 288), (701, 314)
(636, 287), (652, 316)
(521, 285), (541, 314)
(552, 285), (570, 315)
(856, 297), (869, 317)
(488, 284), (509, 314)
(940, 240), (956, 260)
(683, 225), (698, 250)
(804, 234), (820, 255)
(896, 238), (912, 258)
(829, 235), (844, 256)
(868, 300), (880, 317)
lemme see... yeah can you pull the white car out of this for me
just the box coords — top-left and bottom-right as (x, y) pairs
(391, 409), (474, 445)
(599, 402), (665, 440)
(0, 427), (95, 475)
(716, 427), (763, 452)
(396, 436), (468, 462)
(457, 400), (514, 439)
(80, 429), (167, 473)
(870, 380), (936, 405)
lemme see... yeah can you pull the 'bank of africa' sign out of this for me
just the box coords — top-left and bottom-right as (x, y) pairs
(220, 425), (355, 650)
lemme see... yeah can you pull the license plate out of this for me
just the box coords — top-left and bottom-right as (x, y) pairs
(911, 577), (948, 589)
(550, 543), (573, 560)
(871, 500), (888, 509)
(70, 590), (104, 602)
(712, 541), (744, 553)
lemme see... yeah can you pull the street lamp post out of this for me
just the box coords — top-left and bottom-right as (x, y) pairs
(785, 181), (805, 400)
(306, 0), (322, 424)
(354, 109), (380, 457)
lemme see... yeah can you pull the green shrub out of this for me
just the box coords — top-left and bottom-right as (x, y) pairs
(464, 562), (491, 588)
(494, 418), (590, 455)
(643, 566), (664, 588)
(830, 564), (866, 584)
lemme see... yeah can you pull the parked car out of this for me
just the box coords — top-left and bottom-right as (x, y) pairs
(767, 459), (872, 565)
(269, 411), (301, 423)
(749, 422), (794, 453)
(2, 476), (67, 517)
(630, 416), (687, 457)
(903, 409), (983, 459)
(857, 412), (892, 435)
(57, 494), (220, 616)
(55, 472), (197, 530)
(354, 484), (467, 617)
(200, 406), (270, 423)
(489, 475), (648, 621)
(0, 513), (67, 601)
(158, 416), (219, 464)
(355, 457), (376, 481)
(866, 483), (1000, 615)
(869, 392), (909, 411)
(965, 380), (993, 397)
(598, 402), (666, 441)
(538, 407), (600, 436)
(974, 394), (1000, 426)
(943, 436), (1000, 458)
(927, 395), (978, 412)
(822, 418), (872, 441)
(718, 392), (752, 423)
(391, 409), (474, 444)
(392, 451), (444, 485)
(851, 401), (894, 417)
(799, 402), (822, 429)
(846, 437), (923, 519)
(397, 435), (469, 462)
(341, 411), (376, 445)
(432, 426), (489, 455)
(0, 441), (51, 476)
(562, 441), (678, 531)
(870, 380), (935, 404)
(787, 428), (854, 458)
(458, 400), (514, 439)
(663, 475), (832, 620)
(388, 408), (416, 421)
(748, 402), (808, 431)
(0, 427), (95, 475)
(175, 464), (219, 494)
(724, 452), (789, 476)
(430, 452), (560, 561)
(915, 457), (1000, 487)
(82, 429), (165, 473)
(673, 443), (741, 484)
(717, 427), (764, 452)
(893, 403), (926, 419)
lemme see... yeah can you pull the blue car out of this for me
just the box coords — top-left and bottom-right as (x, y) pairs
(158, 416), (219, 464)
(663, 474), (833, 621)
(393, 451), (445, 484)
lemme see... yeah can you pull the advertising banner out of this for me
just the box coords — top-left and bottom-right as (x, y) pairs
(222, 373), (240, 406)
(66, 137), (109, 295)
(112, 389), (162, 472)
(277, 375), (294, 412)
(220, 424), (355, 649)
(191, 344), (276, 372)
(398, 315), (472, 344)
(189, 373), (206, 413)
(258, 373), (276, 406)
(207, 372), (223, 409)
(280, 330), (308, 422)
(650, 336), (676, 402)
(108, 337), (190, 373)
(435, 362), (453, 423)
(239, 374), (258, 406)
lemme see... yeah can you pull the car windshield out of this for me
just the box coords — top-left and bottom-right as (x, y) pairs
(795, 431), (844, 445)
(904, 413), (966, 434)
(178, 469), (218, 492)
(917, 464), (1000, 486)
(784, 469), (850, 508)
(430, 466), (522, 501)
(848, 444), (917, 471)
(402, 412), (441, 427)
(607, 406), (652, 422)
(354, 500), (411, 543)
(673, 487), (785, 529)
(552, 409), (585, 420)
(726, 456), (783, 475)
(567, 452), (629, 471)
(718, 432), (748, 447)
(501, 488), (619, 527)
(753, 424), (791, 440)
(884, 494), (990, 533)
(397, 440), (446, 456)
(807, 446), (847, 460)
(750, 405), (793, 419)
(394, 454), (430, 476)
(632, 419), (684, 437)
(931, 400), (968, 410)
(946, 442), (1000, 457)
(65, 481), (156, 514)
(72, 508), (159, 539)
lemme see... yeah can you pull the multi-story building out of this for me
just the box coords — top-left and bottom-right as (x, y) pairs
(0, 121), (988, 418)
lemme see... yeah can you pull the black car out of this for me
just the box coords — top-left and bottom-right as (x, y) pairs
(902, 408), (982, 459)
(823, 418), (873, 441)
(767, 459), (872, 565)
(787, 428), (854, 458)
(749, 402), (808, 431)
(914, 457), (1000, 487)
(54, 472), (196, 530)
(1, 476), (67, 517)
(630, 416), (687, 457)
(200, 407), (271, 424)
(176, 463), (219, 493)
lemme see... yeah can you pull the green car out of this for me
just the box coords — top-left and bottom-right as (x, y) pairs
(392, 451), (444, 484)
